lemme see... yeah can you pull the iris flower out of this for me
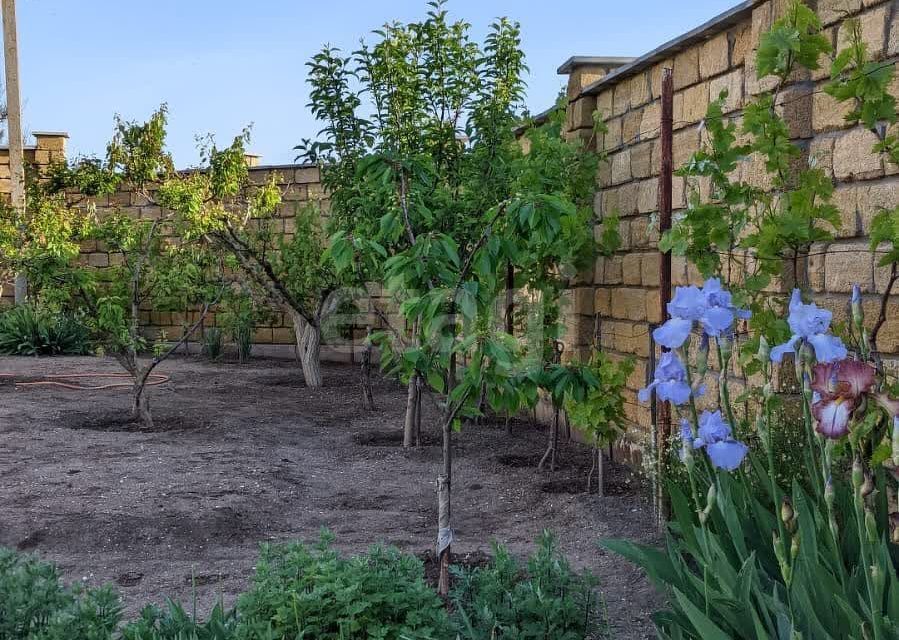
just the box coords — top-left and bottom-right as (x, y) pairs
(681, 410), (749, 471)
(699, 278), (751, 337)
(771, 289), (847, 364)
(638, 351), (695, 405)
(652, 279), (750, 348)
(809, 360), (875, 439)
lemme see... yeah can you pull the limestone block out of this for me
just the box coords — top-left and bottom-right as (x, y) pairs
(824, 241), (874, 292)
(623, 253), (642, 285)
(594, 287), (612, 316)
(637, 180), (659, 214)
(819, 0), (863, 27)
(611, 288), (649, 321)
(641, 101), (661, 139)
(833, 127), (884, 180)
(708, 68), (744, 113)
(809, 134), (837, 178)
(611, 149), (632, 184)
(623, 109), (642, 144)
(631, 141), (654, 179)
(813, 90), (853, 132)
(629, 72), (651, 109)
(858, 178), (899, 234)
(838, 4), (888, 58)
(641, 254), (661, 287)
(681, 82), (710, 124)
(673, 47), (700, 90)
(831, 183), (860, 237)
(613, 84), (631, 116)
(700, 33), (730, 79)
(603, 117), (623, 151)
(730, 23), (752, 68)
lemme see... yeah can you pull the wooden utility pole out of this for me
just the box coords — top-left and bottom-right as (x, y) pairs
(655, 68), (674, 527)
(2, 0), (26, 304)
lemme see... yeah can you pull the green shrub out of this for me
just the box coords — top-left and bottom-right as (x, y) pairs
(119, 601), (236, 640)
(235, 532), (451, 640)
(0, 548), (120, 640)
(0, 304), (91, 356)
(450, 531), (601, 640)
(202, 327), (224, 362)
(1, 533), (601, 640)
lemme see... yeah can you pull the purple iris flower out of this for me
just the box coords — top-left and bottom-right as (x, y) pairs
(652, 279), (751, 348)
(770, 289), (848, 364)
(692, 410), (749, 471)
(638, 351), (694, 405)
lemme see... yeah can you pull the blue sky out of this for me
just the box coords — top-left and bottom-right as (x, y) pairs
(14, 0), (737, 166)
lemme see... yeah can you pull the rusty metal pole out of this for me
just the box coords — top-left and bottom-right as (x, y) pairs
(656, 68), (674, 527)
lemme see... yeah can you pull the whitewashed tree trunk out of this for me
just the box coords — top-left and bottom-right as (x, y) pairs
(291, 309), (323, 388)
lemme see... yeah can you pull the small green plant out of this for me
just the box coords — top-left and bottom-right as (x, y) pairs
(234, 531), (451, 640)
(565, 353), (634, 495)
(202, 326), (224, 362)
(119, 601), (237, 640)
(0, 303), (91, 356)
(0, 548), (121, 640)
(450, 531), (601, 639)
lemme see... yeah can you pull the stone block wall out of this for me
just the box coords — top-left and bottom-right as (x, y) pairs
(0, 132), (70, 305)
(0, 144), (394, 361)
(556, 0), (899, 455)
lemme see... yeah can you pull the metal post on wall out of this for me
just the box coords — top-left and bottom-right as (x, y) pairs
(2, 0), (26, 304)
(655, 68), (674, 528)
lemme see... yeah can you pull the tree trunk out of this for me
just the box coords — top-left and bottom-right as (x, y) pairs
(597, 446), (605, 498)
(403, 375), (419, 448)
(437, 412), (453, 595)
(587, 443), (596, 494)
(291, 310), (323, 388)
(414, 375), (422, 446)
(132, 378), (153, 430)
(538, 405), (559, 472)
(505, 262), (514, 335)
(360, 335), (375, 411)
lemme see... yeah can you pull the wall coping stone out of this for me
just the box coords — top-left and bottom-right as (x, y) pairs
(580, 0), (758, 96)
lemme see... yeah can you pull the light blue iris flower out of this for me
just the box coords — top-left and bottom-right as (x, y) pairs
(638, 351), (696, 405)
(688, 410), (749, 471)
(770, 289), (847, 364)
(652, 278), (750, 348)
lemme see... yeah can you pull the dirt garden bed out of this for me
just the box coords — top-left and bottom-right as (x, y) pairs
(0, 355), (659, 639)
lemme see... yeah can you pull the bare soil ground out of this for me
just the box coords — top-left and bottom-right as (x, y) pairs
(0, 355), (660, 638)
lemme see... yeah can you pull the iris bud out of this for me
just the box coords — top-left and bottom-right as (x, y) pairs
(861, 473), (875, 500)
(696, 333), (709, 377)
(871, 563), (884, 591)
(890, 513), (899, 545)
(853, 458), (864, 492)
(706, 483), (717, 510)
(719, 332), (733, 362)
(865, 507), (878, 544)
(790, 534), (800, 560)
(851, 284), (863, 325)
(699, 484), (717, 525)
(781, 497), (796, 533)
(757, 335), (770, 363)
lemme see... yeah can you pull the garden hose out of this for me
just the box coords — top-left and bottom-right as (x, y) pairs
(0, 372), (170, 391)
